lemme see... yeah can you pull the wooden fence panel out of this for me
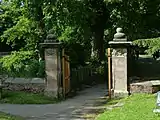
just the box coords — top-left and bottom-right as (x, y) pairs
(70, 66), (93, 93)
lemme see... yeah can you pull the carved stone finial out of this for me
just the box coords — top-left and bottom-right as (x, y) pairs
(116, 28), (123, 33)
(114, 28), (126, 41)
(45, 29), (57, 43)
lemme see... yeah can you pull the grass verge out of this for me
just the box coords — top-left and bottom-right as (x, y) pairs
(96, 94), (159, 120)
(0, 112), (23, 120)
(0, 90), (59, 104)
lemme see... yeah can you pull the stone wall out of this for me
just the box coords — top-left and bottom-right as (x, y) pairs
(130, 80), (160, 94)
(3, 78), (45, 93)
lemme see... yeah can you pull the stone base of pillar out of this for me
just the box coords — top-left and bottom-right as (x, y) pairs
(44, 89), (58, 98)
(113, 90), (129, 98)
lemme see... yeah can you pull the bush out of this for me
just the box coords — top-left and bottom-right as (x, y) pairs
(88, 56), (106, 76)
(0, 51), (45, 78)
(133, 38), (160, 55)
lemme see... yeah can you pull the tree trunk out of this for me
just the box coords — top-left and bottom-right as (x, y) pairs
(90, 0), (109, 62)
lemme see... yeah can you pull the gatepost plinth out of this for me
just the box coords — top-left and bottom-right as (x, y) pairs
(109, 28), (132, 98)
(40, 30), (61, 98)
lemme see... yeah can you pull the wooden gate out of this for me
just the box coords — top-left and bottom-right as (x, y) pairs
(62, 49), (70, 97)
(108, 48), (112, 99)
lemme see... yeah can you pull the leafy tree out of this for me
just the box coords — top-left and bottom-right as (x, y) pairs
(133, 38), (160, 55)
(108, 0), (160, 40)
(1, 0), (160, 67)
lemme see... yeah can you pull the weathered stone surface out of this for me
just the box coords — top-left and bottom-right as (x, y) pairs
(5, 78), (44, 84)
(113, 28), (126, 40)
(130, 80), (160, 94)
(41, 31), (61, 98)
(111, 49), (128, 97)
(109, 27), (132, 98)
(3, 78), (45, 93)
(113, 90), (128, 98)
(44, 89), (57, 98)
(44, 48), (59, 98)
(112, 48), (127, 57)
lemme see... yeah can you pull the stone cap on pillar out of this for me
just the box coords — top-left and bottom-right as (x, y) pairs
(40, 29), (61, 48)
(109, 28), (132, 48)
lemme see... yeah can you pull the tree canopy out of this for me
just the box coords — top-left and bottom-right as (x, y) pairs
(1, 0), (160, 59)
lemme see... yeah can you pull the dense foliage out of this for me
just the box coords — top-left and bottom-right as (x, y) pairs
(133, 38), (160, 55)
(0, 51), (45, 77)
(1, 0), (160, 77)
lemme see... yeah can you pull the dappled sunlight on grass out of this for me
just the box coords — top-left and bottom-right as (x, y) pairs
(96, 94), (159, 120)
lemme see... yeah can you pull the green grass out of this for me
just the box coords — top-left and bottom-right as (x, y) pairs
(96, 94), (159, 120)
(0, 90), (59, 104)
(0, 112), (23, 120)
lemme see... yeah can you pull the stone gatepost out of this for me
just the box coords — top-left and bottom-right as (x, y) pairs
(41, 30), (61, 98)
(109, 28), (132, 98)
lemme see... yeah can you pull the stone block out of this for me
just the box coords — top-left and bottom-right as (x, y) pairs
(113, 90), (129, 98)
(3, 78), (45, 93)
(44, 89), (58, 98)
(130, 80), (160, 94)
